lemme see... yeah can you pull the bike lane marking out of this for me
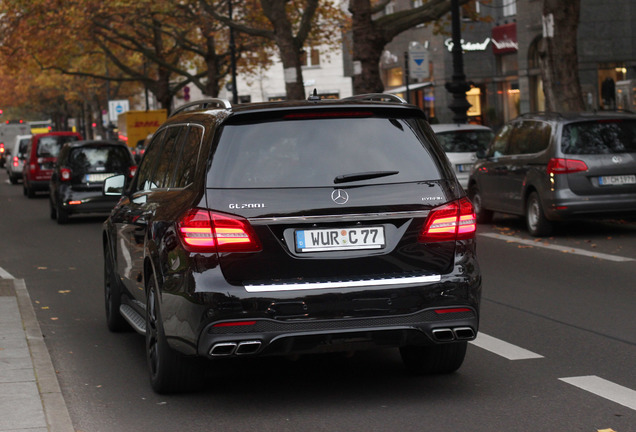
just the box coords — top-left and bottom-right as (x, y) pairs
(479, 233), (634, 262)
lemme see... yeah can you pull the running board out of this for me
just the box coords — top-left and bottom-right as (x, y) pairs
(120, 304), (146, 335)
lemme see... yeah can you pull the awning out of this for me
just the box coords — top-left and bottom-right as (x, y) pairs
(386, 82), (433, 94)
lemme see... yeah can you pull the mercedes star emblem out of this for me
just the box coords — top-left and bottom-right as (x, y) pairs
(331, 189), (349, 205)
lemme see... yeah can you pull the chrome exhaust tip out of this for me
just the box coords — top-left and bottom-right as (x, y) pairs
(210, 342), (237, 356)
(453, 327), (476, 340)
(432, 328), (455, 342)
(236, 340), (262, 355)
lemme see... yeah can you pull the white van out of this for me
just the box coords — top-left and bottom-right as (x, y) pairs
(5, 134), (32, 184)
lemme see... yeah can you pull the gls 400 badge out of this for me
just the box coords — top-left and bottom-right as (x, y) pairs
(229, 203), (266, 209)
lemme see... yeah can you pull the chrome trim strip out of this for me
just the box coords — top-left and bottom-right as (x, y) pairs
(244, 275), (441, 293)
(250, 210), (430, 224)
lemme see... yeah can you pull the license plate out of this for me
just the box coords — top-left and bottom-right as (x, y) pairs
(599, 175), (636, 186)
(85, 173), (114, 182)
(456, 163), (473, 173)
(295, 226), (385, 252)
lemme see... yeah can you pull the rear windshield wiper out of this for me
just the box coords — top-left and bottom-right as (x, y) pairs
(334, 170), (399, 184)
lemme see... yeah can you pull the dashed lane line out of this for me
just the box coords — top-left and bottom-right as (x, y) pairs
(560, 376), (636, 411)
(470, 332), (544, 360)
(479, 232), (635, 262)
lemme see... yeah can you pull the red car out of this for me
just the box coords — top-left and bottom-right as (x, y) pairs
(23, 131), (83, 198)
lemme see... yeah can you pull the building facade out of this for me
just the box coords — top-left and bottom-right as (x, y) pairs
(382, 0), (636, 129)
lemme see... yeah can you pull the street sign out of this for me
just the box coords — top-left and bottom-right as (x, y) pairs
(108, 100), (130, 123)
(408, 43), (430, 80)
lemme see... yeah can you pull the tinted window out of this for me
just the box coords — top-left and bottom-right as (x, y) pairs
(135, 129), (166, 191)
(208, 116), (443, 188)
(68, 146), (131, 174)
(562, 120), (636, 154)
(155, 126), (184, 188)
(37, 135), (79, 157)
(436, 130), (493, 153)
(173, 126), (203, 188)
(508, 121), (551, 155)
(490, 124), (513, 156)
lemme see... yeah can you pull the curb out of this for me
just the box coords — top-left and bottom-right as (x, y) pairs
(8, 278), (74, 432)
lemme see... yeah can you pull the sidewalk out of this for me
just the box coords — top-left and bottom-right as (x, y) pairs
(0, 278), (74, 432)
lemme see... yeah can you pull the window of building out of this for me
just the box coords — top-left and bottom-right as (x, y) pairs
(466, 87), (482, 118)
(385, 67), (404, 88)
(385, 1), (395, 14)
(462, 1), (481, 21)
(301, 48), (320, 67)
(413, 0), (423, 7)
(503, 0), (516, 17)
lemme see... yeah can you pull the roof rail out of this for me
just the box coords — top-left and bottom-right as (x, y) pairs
(343, 93), (408, 104)
(171, 98), (232, 117)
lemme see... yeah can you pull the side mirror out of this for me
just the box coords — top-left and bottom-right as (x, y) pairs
(103, 174), (126, 196)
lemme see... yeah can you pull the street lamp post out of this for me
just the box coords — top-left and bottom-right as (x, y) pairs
(444, 0), (471, 123)
(229, 0), (238, 104)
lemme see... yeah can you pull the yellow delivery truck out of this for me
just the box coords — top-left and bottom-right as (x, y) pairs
(117, 109), (167, 149)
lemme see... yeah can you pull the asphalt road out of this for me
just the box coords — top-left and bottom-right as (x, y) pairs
(1, 170), (635, 432)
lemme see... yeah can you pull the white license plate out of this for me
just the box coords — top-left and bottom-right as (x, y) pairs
(599, 175), (636, 186)
(295, 226), (385, 252)
(456, 163), (473, 173)
(85, 173), (114, 182)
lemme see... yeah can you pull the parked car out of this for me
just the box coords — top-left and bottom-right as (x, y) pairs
(22, 131), (83, 197)
(103, 95), (481, 393)
(5, 134), (32, 184)
(49, 140), (137, 224)
(468, 112), (636, 236)
(431, 123), (494, 189)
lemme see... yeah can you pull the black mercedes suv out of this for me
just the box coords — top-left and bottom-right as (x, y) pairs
(102, 94), (481, 393)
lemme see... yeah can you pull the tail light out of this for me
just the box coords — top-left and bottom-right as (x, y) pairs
(60, 168), (71, 181)
(128, 166), (137, 178)
(0, 143), (4, 154)
(547, 158), (588, 174)
(177, 209), (262, 253)
(419, 197), (476, 242)
(12, 156), (19, 167)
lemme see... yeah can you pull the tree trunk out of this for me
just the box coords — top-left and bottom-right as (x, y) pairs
(350, 0), (386, 94)
(539, 0), (585, 112)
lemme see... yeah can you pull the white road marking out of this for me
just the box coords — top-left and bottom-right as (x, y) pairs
(479, 232), (635, 262)
(470, 332), (544, 360)
(560, 375), (636, 411)
(0, 266), (15, 279)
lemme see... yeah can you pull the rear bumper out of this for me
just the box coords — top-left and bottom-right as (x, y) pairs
(198, 307), (478, 359)
(544, 191), (636, 220)
(59, 190), (120, 215)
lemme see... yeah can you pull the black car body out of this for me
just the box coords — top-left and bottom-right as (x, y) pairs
(102, 96), (481, 393)
(50, 140), (136, 224)
(468, 112), (636, 236)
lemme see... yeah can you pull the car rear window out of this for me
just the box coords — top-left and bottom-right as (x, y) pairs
(562, 119), (636, 154)
(37, 136), (79, 157)
(207, 115), (443, 188)
(435, 130), (494, 153)
(68, 146), (130, 173)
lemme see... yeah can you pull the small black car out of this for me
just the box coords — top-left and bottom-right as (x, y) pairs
(103, 95), (481, 393)
(50, 140), (136, 224)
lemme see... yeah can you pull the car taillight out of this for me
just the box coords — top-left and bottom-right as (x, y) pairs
(60, 168), (71, 181)
(0, 143), (4, 154)
(177, 209), (262, 253)
(419, 197), (476, 242)
(547, 158), (588, 174)
(128, 166), (137, 178)
(12, 156), (19, 167)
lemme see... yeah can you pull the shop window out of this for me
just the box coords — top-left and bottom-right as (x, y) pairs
(598, 63), (626, 110)
(466, 87), (482, 118)
(386, 67), (404, 88)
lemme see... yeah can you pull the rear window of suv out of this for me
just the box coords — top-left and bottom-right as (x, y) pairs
(68, 146), (131, 173)
(562, 119), (636, 154)
(208, 114), (443, 188)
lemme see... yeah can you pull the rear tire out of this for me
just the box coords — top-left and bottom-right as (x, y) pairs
(56, 204), (69, 224)
(469, 186), (493, 224)
(525, 191), (552, 237)
(104, 246), (129, 332)
(400, 342), (467, 375)
(146, 277), (205, 394)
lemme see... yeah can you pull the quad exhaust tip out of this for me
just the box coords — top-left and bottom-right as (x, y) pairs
(209, 340), (262, 357)
(432, 327), (475, 342)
